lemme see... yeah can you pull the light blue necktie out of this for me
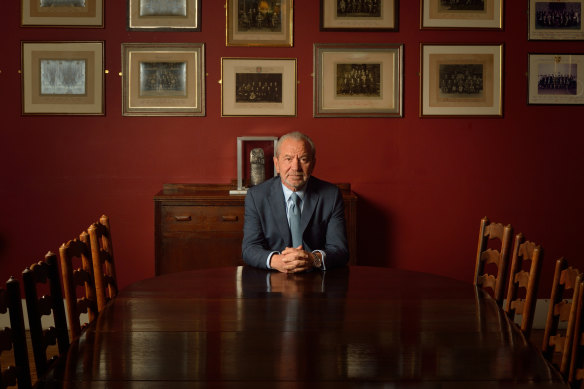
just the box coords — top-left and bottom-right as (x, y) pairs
(290, 192), (302, 248)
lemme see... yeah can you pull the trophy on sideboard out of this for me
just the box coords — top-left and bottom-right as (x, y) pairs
(230, 136), (278, 195)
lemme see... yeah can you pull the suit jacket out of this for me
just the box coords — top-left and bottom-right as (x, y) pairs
(242, 176), (349, 270)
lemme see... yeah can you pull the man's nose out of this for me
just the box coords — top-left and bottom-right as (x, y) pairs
(291, 157), (301, 169)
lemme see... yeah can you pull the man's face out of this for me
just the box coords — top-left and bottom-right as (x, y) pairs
(274, 138), (316, 191)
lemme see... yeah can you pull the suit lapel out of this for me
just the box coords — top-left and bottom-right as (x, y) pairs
(301, 179), (319, 234)
(267, 178), (291, 246)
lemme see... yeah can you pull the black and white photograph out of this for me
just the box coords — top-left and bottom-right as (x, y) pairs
(421, 0), (502, 29)
(221, 58), (296, 116)
(21, 41), (104, 115)
(227, 0), (292, 46)
(235, 73), (282, 103)
(139, 62), (187, 97)
(122, 43), (205, 116)
(421, 44), (503, 117)
(439, 0), (485, 11)
(21, 0), (103, 26)
(40, 59), (86, 95)
(320, 0), (396, 30)
(128, 0), (200, 31)
(336, 64), (381, 97)
(529, 0), (584, 39)
(528, 53), (584, 104)
(336, 0), (382, 17)
(438, 64), (484, 98)
(314, 43), (402, 117)
(534, 2), (581, 30)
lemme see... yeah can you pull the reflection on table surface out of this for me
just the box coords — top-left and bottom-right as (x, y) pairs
(40, 266), (568, 388)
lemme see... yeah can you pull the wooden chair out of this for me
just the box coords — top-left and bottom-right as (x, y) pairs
(0, 277), (32, 389)
(474, 217), (513, 307)
(59, 232), (98, 339)
(22, 252), (70, 381)
(504, 233), (544, 340)
(568, 276), (584, 388)
(541, 258), (581, 379)
(88, 214), (118, 312)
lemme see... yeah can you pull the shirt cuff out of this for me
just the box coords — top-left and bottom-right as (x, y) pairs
(266, 251), (280, 269)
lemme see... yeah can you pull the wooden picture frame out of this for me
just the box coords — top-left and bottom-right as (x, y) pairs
(528, 53), (584, 105)
(127, 0), (201, 31)
(21, 0), (104, 27)
(122, 43), (205, 117)
(528, 0), (584, 40)
(320, 0), (398, 31)
(21, 41), (104, 115)
(230, 136), (278, 195)
(420, 43), (503, 117)
(221, 57), (297, 117)
(226, 0), (293, 47)
(313, 43), (403, 117)
(421, 0), (503, 29)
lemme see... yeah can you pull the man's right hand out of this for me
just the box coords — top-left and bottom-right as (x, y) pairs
(270, 246), (311, 273)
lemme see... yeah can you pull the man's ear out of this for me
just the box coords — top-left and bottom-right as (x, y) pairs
(273, 156), (280, 174)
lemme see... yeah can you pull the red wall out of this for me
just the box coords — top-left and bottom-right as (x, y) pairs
(1, 1), (583, 294)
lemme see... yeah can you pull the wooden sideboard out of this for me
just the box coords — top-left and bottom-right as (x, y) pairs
(154, 183), (358, 275)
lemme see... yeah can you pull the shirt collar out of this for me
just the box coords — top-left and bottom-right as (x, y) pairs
(281, 182), (306, 203)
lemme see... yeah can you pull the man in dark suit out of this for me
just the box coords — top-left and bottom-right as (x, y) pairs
(242, 131), (348, 272)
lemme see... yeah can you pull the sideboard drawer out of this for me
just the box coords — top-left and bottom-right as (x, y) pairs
(161, 205), (244, 232)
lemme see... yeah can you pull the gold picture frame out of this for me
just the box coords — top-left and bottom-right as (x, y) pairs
(226, 0), (293, 47)
(320, 0), (398, 31)
(314, 43), (403, 117)
(21, 0), (104, 27)
(122, 43), (205, 117)
(528, 0), (584, 40)
(528, 53), (584, 105)
(221, 57), (297, 117)
(421, 0), (503, 29)
(21, 41), (104, 115)
(127, 0), (201, 31)
(420, 43), (503, 117)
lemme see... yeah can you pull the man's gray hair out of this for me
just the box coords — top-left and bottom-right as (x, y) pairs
(275, 132), (316, 158)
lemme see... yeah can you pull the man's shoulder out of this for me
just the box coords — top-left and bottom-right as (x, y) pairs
(247, 176), (280, 196)
(308, 176), (340, 193)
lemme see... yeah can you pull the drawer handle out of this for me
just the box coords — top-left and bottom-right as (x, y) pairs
(174, 215), (192, 222)
(222, 215), (238, 222)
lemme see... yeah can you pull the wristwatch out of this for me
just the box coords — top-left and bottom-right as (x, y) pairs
(311, 251), (323, 269)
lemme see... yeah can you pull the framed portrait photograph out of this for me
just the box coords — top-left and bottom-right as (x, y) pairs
(226, 0), (293, 47)
(313, 43), (403, 117)
(528, 0), (584, 40)
(320, 0), (398, 31)
(528, 54), (584, 105)
(122, 43), (205, 116)
(221, 58), (297, 117)
(127, 0), (201, 31)
(420, 44), (503, 117)
(21, 41), (104, 115)
(421, 0), (503, 29)
(21, 0), (103, 27)
(230, 136), (278, 195)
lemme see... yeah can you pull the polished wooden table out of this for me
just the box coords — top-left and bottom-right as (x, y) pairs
(40, 266), (567, 388)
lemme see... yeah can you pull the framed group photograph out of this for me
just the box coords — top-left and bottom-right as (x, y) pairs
(528, 0), (584, 40)
(421, 0), (503, 29)
(127, 0), (201, 31)
(420, 44), (503, 117)
(528, 54), (584, 105)
(221, 58), (297, 117)
(320, 0), (398, 31)
(226, 0), (293, 47)
(21, 0), (104, 27)
(122, 43), (205, 116)
(313, 43), (403, 117)
(21, 41), (104, 115)
(230, 136), (278, 195)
